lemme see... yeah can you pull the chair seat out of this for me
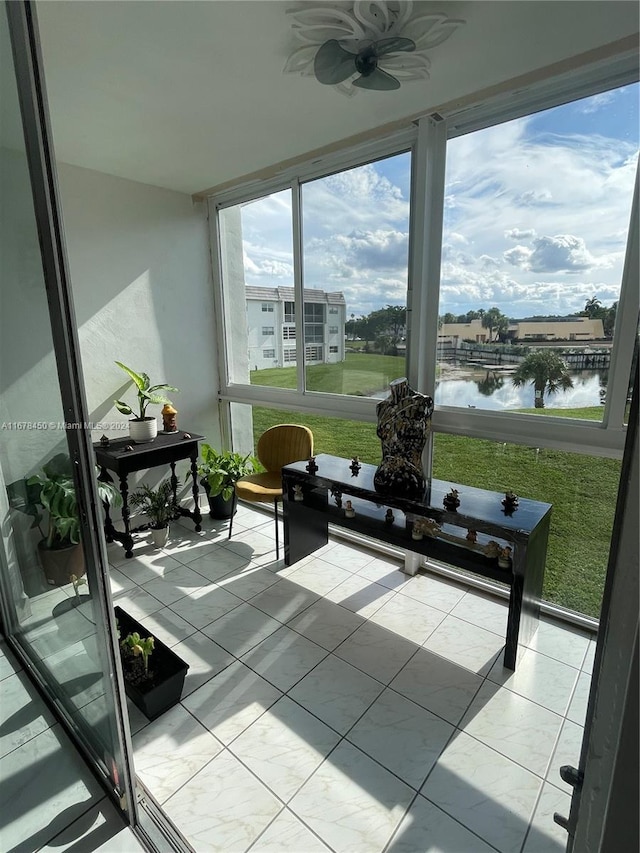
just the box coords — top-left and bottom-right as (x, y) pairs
(235, 471), (283, 502)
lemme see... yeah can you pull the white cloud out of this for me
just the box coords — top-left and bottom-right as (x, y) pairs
(505, 228), (536, 240)
(528, 234), (597, 273)
(503, 245), (533, 267)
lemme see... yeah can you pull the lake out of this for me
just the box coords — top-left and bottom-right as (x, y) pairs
(435, 370), (605, 411)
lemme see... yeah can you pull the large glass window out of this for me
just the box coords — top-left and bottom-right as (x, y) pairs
(301, 152), (411, 394)
(215, 72), (638, 623)
(432, 433), (620, 618)
(437, 85), (638, 420)
(218, 189), (297, 388)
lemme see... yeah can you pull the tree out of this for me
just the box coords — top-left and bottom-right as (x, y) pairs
(582, 297), (602, 318)
(512, 350), (574, 408)
(366, 305), (406, 355)
(481, 307), (509, 342)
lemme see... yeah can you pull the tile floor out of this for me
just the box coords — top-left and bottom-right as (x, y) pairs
(105, 503), (595, 853)
(0, 637), (145, 852)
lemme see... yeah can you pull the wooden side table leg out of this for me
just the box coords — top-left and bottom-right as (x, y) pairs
(98, 466), (115, 543)
(190, 452), (202, 532)
(119, 474), (134, 558)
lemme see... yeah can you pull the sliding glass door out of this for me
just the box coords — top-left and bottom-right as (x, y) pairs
(0, 0), (136, 821)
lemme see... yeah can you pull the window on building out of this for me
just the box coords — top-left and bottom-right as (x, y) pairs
(283, 326), (296, 340)
(261, 326), (275, 336)
(283, 348), (296, 362)
(305, 324), (324, 343)
(329, 306), (339, 314)
(329, 326), (339, 335)
(263, 349), (275, 359)
(284, 301), (295, 323)
(305, 345), (323, 361)
(261, 303), (274, 312)
(329, 346), (339, 353)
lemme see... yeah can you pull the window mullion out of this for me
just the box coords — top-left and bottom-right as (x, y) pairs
(602, 170), (639, 429)
(292, 178), (305, 392)
(409, 115), (447, 399)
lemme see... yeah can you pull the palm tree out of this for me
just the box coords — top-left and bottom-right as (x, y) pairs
(512, 350), (574, 408)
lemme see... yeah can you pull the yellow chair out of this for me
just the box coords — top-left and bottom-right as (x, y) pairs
(229, 424), (314, 559)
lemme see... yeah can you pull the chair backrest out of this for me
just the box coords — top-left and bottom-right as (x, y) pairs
(256, 424), (314, 473)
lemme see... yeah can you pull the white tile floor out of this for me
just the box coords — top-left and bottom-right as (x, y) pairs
(106, 503), (595, 853)
(0, 638), (145, 852)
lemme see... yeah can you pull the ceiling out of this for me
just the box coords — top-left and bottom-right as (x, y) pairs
(34, 0), (639, 196)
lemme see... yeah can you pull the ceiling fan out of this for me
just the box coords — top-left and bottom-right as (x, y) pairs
(314, 36), (416, 91)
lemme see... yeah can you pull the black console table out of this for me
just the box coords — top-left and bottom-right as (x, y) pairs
(282, 454), (551, 670)
(94, 431), (203, 558)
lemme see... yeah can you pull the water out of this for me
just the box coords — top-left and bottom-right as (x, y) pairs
(372, 371), (605, 411)
(435, 370), (605, 411)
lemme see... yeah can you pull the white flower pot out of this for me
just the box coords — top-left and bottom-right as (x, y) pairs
(129, 417), (157, 443)
(150, 526), (169, 548)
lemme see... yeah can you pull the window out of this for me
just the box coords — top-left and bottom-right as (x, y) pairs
(214, 71), (638, 622)
(261, 303), (274, 312)
(218, 188), (296, 390)
(437, 86), (638, 422)
(305, 324), (324, 343)
(301, 152), (411, 394)
(263, 349), (275, 359)
(305, 345), (323, 361)
(283, 326), (296, 340)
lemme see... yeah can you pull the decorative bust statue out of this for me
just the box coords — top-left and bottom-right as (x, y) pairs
(373, 378), (433, 500)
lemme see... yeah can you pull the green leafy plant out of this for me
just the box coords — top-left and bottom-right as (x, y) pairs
(114, 361), (179, 421)
(27, 454), (122, 549)
(193, 444), (258, 501)
(121, 631), (155, 676)
(129, 480), (174, 529)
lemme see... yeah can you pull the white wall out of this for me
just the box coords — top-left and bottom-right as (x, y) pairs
(57, 163), (221, 470)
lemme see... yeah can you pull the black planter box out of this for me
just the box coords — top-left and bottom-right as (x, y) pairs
(115, 606), (189, 721)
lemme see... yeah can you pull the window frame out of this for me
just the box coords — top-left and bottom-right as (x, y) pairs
(209, 56), (638, 462)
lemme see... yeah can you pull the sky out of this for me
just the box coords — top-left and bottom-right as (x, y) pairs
(239, 83), (638, 321)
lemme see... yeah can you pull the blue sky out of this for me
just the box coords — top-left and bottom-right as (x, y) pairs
(240, 83), (638, 321)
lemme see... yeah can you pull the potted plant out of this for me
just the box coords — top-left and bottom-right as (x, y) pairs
(115, 606), (189, 720)
(28, 454), (122, 586)
(113, 361), (179, 443)
(129, 479), (174, 547)
(194, 443), (258, 519)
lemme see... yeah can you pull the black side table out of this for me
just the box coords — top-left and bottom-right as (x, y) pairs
(94, 431), (203, 558)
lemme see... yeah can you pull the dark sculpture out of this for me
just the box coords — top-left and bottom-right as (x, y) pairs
(374, 378), (433, 501)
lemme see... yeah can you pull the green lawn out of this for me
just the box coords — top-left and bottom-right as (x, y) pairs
(246, 361), (618, 620)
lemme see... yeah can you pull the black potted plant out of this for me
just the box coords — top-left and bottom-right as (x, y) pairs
(28, 453), (121, 586)
(193, 443), (258, 519)
(113, 361), (179, 444)
(115, 606), (189, 720)
(129, 479), (174, 547)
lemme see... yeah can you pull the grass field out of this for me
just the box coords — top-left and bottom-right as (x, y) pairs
(246, 355), (618, 619)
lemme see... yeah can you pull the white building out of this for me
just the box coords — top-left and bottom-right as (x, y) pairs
(245, 286), (346, 370)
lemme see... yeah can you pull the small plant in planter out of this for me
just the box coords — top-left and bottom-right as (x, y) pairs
(115, 606), (189, 720)
(121, 631), (155, 678)
(193, 443), (258, 519)
(28, 453), (122, 586)
(113, 361), (179, 444)
(129, 480), (174, 547)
